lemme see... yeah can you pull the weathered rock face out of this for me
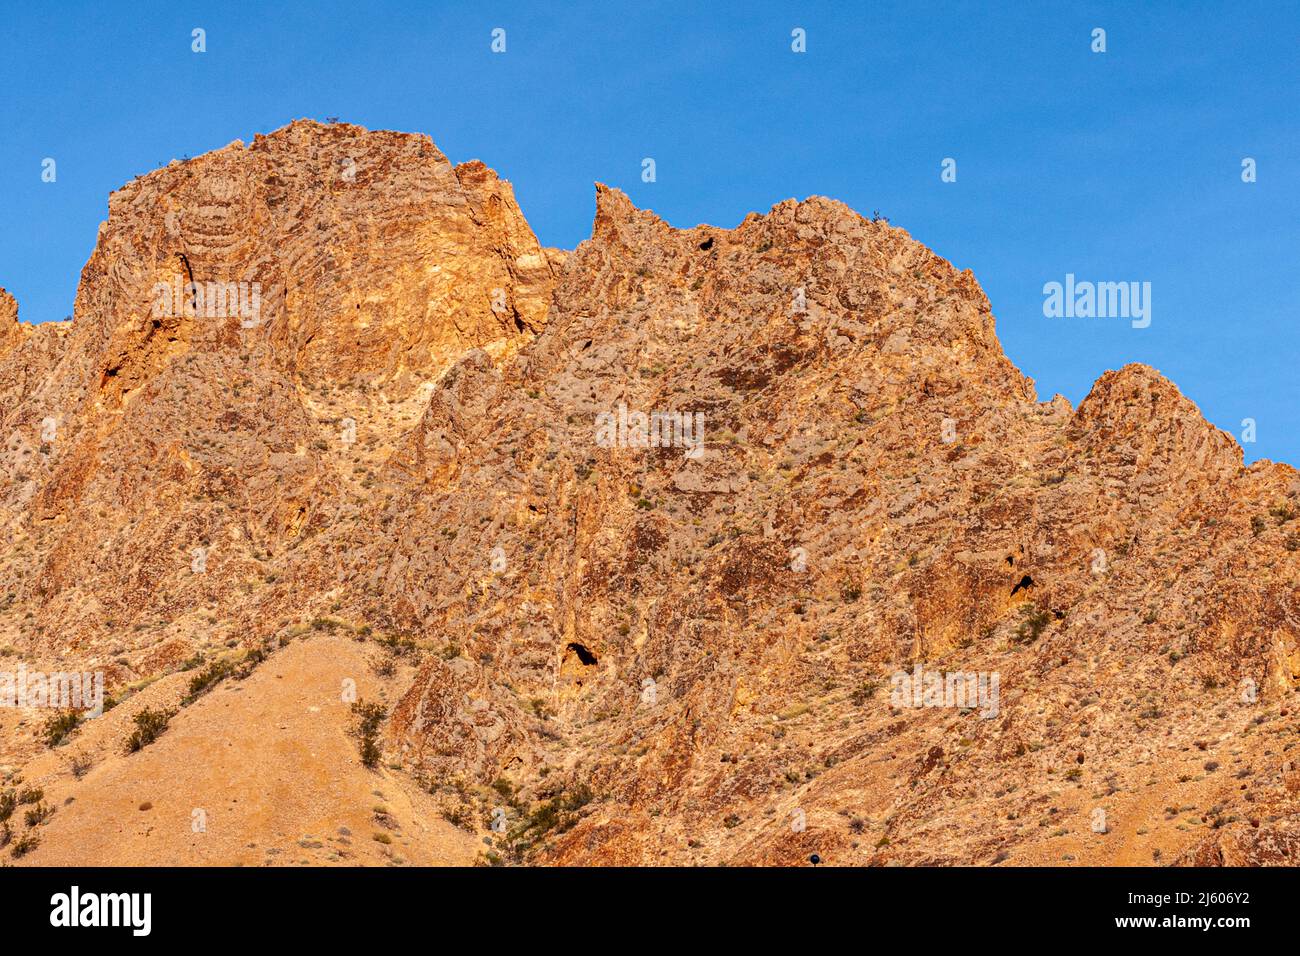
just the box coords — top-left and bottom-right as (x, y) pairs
(2, 121), (1297, 868)
(0, 288), (20, 354)
(0, 121), (557, 669)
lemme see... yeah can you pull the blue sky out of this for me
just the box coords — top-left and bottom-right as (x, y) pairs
(1, 1), (1296, 463)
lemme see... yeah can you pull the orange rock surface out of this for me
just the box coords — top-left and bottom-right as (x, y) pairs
(1, 121), (1296, 866)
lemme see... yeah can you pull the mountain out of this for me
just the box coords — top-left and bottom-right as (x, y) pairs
(2, 121), (1297, 866)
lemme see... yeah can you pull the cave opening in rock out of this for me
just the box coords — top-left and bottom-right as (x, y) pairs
(698, 237), (714, 251)
(560, 641), (599, 690)
(1010, 574), (1034, 596)
(566, 642), (598, 666)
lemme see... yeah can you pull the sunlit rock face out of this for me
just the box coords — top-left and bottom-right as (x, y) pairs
(1, 122), (1296, 868)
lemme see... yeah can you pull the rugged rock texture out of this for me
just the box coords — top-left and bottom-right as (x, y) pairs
(0, 288), (20, 355)
(1, 121), (1297, 867)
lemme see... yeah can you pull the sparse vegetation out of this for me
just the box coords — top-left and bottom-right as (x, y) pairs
(69, 752), (93, 779)
(1013, 603), (1052, 645)
(125, 707), (176, 753)
(1269, 503), (1298, 524)
(350, 700), (387, 769)
(42, 710), (82, 748)
(497, 783), (595, 862)
(24, 802), (53, 827)
(850, 681), (878, 706)
(184, 658), (235, 703)
(442, 804), (475, 830)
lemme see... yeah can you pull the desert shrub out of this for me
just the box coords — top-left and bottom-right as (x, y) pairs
(850, 681), (879, 706)
(125, 707), (175, 753)
(491, 777), (521, 806)
(43, 710), (82, 748)
(350, 700), (387, 769)
(1270, 503), (1298, 524)
(442, 805), (475, 830)
(24, 802), (53, 827)
(184, 658), (235, 703)
(501, 783), (594, 860)
(1013, 604), (1052, 645)
(238, 645), (268, 674)
(69, 752), (93, 779)
(376, 633), (416, 657)
(11, 835), (38, 858)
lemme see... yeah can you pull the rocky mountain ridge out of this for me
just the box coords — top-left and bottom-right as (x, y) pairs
(1, 121), (1296, 866)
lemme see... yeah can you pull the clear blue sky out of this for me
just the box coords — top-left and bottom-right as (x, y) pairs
(1, 1), (1296, 463)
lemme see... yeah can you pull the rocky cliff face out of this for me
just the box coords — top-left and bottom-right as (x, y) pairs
(1, 121), (1296, 867)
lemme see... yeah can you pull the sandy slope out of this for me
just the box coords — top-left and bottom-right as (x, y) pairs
(14, 633), (476, 866)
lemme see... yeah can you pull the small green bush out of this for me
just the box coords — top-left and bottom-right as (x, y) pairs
(126, 707), (175, 753)
(185, 658), (234, 703)
(43, 710), (82, 748)
(351, 701), (387, 769)
(24, 802), (53, 827)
